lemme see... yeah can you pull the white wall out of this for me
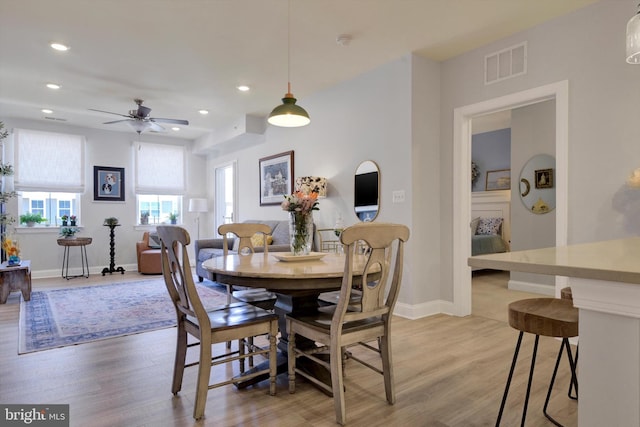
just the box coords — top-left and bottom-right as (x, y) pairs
(0, 117), (206, 277)
(439, 0), (640, 302)
(204, 54), (442, 312)
(510, 100), (556, 289)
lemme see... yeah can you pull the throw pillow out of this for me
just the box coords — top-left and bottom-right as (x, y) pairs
(476, 217), (503, 235)
(470, 217), (481, 235)
(250, 233), (273, 248)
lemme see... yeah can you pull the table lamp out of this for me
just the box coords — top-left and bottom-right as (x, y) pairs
(188, 198), (208, 240)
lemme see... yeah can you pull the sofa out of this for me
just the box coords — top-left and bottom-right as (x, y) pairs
(136, 231), (162, 274)
(195, 219), (316, 282)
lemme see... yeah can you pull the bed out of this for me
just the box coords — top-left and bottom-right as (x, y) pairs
(471, 193), (511, 259)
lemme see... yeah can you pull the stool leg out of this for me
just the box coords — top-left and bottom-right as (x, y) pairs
(496, 331), (524, 427)
(543, 338), (577, 427)
(520, 335), (540, 427)
(568, 345), (578, 400)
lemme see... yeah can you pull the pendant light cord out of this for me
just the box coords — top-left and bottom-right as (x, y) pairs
(287, 0), (292, 95)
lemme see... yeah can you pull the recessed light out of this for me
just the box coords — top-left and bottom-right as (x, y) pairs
(237, 85), (250, 92)
(198, 109), (209, 115)
(41, 109), (53, 114)
(50, 43), (69, 52)
(46, 83), (61, 90)
(171, 127), (180, 131)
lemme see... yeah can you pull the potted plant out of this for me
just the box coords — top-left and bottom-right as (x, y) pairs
(20, 213), (45, 227)
(59, 227), (79, 238)
(168, 212), (178, 224)
(103, 217), (119, 226)
(70, 215), (77, 226)
(140, 211), (150, 225)
(61, 215), (69, 226)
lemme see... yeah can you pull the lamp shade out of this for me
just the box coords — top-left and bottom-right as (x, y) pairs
(628, 9), (640, 64)
(188, 198), (208, 213)
(295, 176), (327, 198)
(268, 92), (310, 127)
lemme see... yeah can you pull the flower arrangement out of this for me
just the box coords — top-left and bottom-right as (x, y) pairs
(282, 191), (319, 255)
(2, 236), (19, 262)
(281, 191), (320, 214)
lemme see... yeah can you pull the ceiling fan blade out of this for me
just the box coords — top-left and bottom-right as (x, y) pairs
(150, 118), (189, 125)
(103, 119), (132, 125)
(88, 108), (131, 118)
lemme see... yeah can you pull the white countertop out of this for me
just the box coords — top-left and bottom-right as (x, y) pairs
(468, 237), (640, 285)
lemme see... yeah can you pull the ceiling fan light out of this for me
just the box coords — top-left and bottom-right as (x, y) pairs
(628, 8), (640, 64)
(129, 120), (151, 134)
(268, 93), (310, 127)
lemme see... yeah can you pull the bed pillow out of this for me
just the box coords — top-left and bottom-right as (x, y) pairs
(476, 217), (503, 235)
(470, 217), (481, 235)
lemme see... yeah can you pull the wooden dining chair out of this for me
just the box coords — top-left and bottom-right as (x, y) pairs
(286, 222), (410, 425)
(156, 225), (278, 420)
(218, 223), (277, 310)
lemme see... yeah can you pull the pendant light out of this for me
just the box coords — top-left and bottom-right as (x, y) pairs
(627, 3), (640, 64)
(268, 0), (310, 127)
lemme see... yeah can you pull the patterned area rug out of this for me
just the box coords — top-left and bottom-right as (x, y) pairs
(18, 279), (227, 354)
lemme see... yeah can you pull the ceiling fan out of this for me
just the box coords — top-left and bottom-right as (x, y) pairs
(89, 99), (189, 134)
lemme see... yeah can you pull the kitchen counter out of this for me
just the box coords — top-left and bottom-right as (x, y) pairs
(469, 238), (640, 427)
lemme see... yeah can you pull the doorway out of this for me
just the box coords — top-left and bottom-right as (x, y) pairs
(452, 81), (569, 316)
(214, 161), (238, 235)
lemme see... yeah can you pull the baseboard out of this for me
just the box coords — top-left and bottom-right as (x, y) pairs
(508, 279), (555, 295)
(394, 299), (456, 320)
(32, 263), (139, 279)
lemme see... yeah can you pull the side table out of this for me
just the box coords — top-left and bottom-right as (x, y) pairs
(0, 260), (32, 304)
(57, 237), (92, 279)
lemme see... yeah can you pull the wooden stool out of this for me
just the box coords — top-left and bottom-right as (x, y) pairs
(496, 298), (579, 427)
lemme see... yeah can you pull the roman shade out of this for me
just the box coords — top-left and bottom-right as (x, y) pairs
(13, 128), (85, 192)
(134, 141), (185, 195)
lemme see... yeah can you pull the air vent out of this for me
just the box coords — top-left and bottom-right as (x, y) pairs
(485, 42), (527, 85)
(44, 117), (67, 121)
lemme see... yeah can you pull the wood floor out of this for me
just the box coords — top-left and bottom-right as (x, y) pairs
(0, 270), (577, 426)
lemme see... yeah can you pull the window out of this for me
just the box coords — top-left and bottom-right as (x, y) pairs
(19, 192), (78, 226)
(138, 194), (182, 225)
(134, 141), (186, 225)
(12, 129), (85, 226)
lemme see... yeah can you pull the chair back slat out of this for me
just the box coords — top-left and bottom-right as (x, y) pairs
(218, 223), (272, 255)
(337, 223), (409, 328)
(157, 225), (210, 330)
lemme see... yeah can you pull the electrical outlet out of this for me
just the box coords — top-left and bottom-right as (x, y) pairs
(392, 190), (405, 203)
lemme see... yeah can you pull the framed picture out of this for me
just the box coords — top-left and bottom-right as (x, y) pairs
(485, 169), (511, 191)
(259, 151), (294, 206)
(535, 168), (554, 189)
(93, 166), (125, 202)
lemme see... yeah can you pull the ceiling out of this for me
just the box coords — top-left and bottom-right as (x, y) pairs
(0, 0), (598, 141)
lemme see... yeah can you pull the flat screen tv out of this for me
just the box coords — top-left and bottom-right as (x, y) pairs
(355, 171), (378, 208)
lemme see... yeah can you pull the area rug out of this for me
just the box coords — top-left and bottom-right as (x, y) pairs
(18, 279), (227, 354)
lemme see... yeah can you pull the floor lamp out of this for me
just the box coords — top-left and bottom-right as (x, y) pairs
(188, 198), (208, 240)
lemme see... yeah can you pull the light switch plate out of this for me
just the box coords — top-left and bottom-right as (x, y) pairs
(392, 190), (405, 203)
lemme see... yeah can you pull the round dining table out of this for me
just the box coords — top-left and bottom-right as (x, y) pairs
(202, 251), (370, 391)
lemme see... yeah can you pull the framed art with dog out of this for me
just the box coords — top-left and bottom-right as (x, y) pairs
(94, 166), (125, 201)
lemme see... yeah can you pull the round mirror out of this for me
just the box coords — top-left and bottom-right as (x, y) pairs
(519, 154), (555, 214)
(354, 160), (380, 221)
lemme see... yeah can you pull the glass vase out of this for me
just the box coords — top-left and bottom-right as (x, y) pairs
(289, 211), (313, 255)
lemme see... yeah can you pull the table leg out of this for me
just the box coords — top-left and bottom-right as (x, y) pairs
(234, 291), (333, 394)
